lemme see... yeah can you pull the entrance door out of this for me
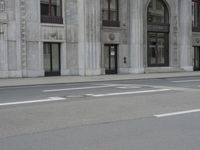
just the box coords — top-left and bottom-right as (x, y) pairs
(147, 0), (169, 67)
(104, 45), (118, 74)
(44, 43), (61, 76)
(194, 47), (200, 71)
(148, 32), (169, 67)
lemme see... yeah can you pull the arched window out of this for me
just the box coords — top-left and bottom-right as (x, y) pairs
(102, 0), (120, 27)
(147, 0), (169, 67)
(147, 0), (169, 25)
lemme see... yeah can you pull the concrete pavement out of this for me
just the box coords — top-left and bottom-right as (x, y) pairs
(0, 76), (200, 149)
(0, 72), (200, 87)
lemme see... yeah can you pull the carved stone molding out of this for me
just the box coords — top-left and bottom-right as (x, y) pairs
(20, 0), (27, 72)
(41, 26), (65, 41)
(193, 37), (200, 46)
(0, 0), (5, 12)
(0, 23), (4, 40)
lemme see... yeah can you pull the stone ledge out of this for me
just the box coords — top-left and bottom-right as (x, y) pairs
(144, 67), (184, 73)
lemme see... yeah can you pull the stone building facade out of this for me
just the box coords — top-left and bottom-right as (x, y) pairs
(0, 0), (199, 78)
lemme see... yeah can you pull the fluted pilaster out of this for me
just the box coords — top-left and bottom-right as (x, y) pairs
(179, 0), (193, 71)
(129, 0), (144, 73)
(78, 0), (101, 76)
(0, 0), (8, 77)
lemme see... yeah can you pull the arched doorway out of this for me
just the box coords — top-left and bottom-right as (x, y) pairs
(147, 0), (169, 67)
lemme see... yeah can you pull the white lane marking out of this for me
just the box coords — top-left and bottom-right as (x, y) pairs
(0, 97), (66, 106)
(172, 79), (200, 83)
(85, 89), (171, 97)
(154, 109), (200, 118)
(116, 86), (140, 89)
(43, 85), (116, 92)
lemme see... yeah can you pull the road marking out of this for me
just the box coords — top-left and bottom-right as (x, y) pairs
(43, 85), (117, 92)
(172, 79), (200, 83)
(154, 109), (200, 118)
(0, 97), (66, 106)
(85, 89), (171, 97)
(116, 86), (141, 89)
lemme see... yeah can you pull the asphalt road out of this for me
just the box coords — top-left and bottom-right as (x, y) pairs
(0, 76), (200, 150)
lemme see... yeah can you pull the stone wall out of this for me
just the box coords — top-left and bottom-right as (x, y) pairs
(0, 0), (198, 78)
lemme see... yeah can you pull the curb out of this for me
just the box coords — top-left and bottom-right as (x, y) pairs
(0, 72), (200, 88)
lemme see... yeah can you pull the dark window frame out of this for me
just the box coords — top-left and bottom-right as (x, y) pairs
(40, 0), (63, 24)
(193, 46), (200, 71)
(192, 0), (200, 32)
(102, 0), (120, 27)
(104, 44), (118, 74)
(147, 32), (169, 67)
(147, 0), (170, 67)
(44, 42), (61, 76)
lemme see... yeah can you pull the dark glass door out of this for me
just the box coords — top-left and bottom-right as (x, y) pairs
(44, 43), (61, 76)
(104, 45), (118, 74)
(194, 47), (200, 71)
(148, 32), (169, 67)
(147, 0), (169, 67)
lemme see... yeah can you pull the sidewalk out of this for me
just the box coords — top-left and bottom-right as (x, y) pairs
(0, 72), (200, 87)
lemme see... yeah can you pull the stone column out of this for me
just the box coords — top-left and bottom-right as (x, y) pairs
(179, 0), (193, 71)
(77, 0), (101, 76)
(0, 23), (8, 77)
(129, 0), (144, 74)
(0, 0), (8, 78)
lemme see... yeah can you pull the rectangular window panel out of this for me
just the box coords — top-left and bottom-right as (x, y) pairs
(102, 0), (119, 27)
(110, 46), (116, 70)
(194, 47), (200, 71)
(44, 44), (51, 72)
(104, 45), (109, 71)
(41, 0), (49, 16)
(51, 0), (62, 17)
(51, 44), (60, 72)
(41, 0), (63, 24)
(192, 1), (200, 32)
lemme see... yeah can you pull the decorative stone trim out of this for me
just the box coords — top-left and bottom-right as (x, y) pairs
(20, 0), (27, 73)
(193, 37), (200, 46)
(0, 0), (5, 12)
(0, 24), (4, 40)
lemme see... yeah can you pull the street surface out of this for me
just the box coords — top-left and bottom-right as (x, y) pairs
(0, 76), (200, 149)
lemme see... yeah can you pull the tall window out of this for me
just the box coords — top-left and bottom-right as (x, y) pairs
(192, 0), (200, 32)
(147, 0), (169, 67)
(102, 0), (120, 27)
(40, 0), (63, 24)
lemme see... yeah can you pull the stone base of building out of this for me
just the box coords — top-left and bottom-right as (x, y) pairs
(129, 68), (145, 74)
(61, 69), (79, 76)
(26, 70), (44, 77)
(181, 66), (194, 72)
(144, 67), (184, 73)
(118, 68), (130, 74)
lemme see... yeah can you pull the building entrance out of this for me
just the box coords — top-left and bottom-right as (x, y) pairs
(44, 43), (61, 76)
(148, 32), (169, 66)
(104, 44), (118, 74)
(193, 47), (200, 71)
(147, 0), (169, 67)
